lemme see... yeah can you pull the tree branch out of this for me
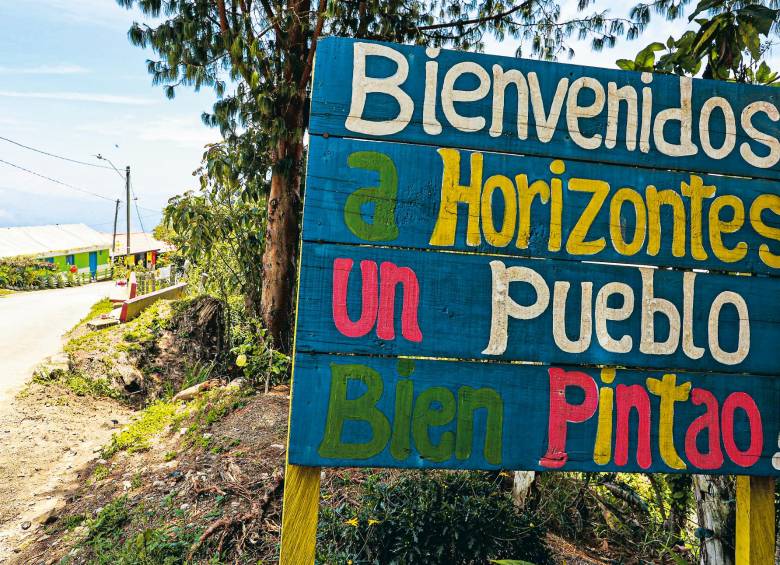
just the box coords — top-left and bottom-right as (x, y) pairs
(259, 0), (282, 38)
(417, 2), (529, 31)
(299, 0), (327, 90)
(216, 0), (230, 36)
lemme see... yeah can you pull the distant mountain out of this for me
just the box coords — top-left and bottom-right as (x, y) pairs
(0, 186), (161, 232)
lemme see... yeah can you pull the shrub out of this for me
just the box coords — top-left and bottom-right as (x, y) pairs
(318, 471), (552, 565)
(0, 256), (57, 289)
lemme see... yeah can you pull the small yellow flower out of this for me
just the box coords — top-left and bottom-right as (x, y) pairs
(236, 354), (248, 367)
(499, 471), (510, 478)
(367, 519), (380, 526)
(344, 517), (358, 527)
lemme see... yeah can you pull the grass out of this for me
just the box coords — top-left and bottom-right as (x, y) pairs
(65, 496), (202, 564)
(101, 400), (179, 459)
(0, 289), (13, 297)
(69, 297), (115, 333)
(32, 368), (120, 400)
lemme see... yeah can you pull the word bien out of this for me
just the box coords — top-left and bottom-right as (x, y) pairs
(430, 149), (780, 269)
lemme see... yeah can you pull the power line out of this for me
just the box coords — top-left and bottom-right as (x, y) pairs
(0, 158), (118, 202)
(130, 177), (147, 233)
(0, 135), (115, 170)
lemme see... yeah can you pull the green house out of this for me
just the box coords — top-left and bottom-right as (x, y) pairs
(0, 224), (112, 277)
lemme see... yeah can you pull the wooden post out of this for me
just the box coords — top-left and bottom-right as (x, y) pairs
(279, 463), (321, 564)
(736, 476), (776, 565)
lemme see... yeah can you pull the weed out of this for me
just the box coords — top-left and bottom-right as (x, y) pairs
(32, 368), (119, 400)
(92, 464), (110, 482)
(102, 401), (178, 458)
(164, 451), (177, 462)
(69, 298), (115, 333)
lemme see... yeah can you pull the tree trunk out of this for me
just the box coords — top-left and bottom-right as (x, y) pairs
(261, 0), (310, 353)
(693, 474), (735, 565)
(261, 152), (302, 354)
(511, 471), (536, 508)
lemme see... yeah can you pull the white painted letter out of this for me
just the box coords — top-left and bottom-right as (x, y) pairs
(566, 76), (605, 150)
(639, 267), (681, 355)
(528, 73), (569, 143)
(699, 96), (736, 160)
(490, 65), (529, 139)
(682, 272), (705, 360)
(483, 261), (550, 355)
(740, 101), (780, 169)
(595, 282), (634, 353)
(708, 291), (750, 365)
(552, 281), (593, 353)
(441, 61), (490, 133)
(653, 76), (698, 157)
(346, 42), (414, 136)
(606, 82), (638, 150)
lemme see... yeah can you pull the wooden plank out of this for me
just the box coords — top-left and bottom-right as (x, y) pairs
(304, 135), (780, 276)
(279, 463), (321, 565)
(310, 38), (780, 182)
(295, 242), (780, 376)
(736, 476), (777, 564)
(287, 353), (780, 476)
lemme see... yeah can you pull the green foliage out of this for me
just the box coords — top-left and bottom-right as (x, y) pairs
(71, 298), (115, 331)
(32, 367), (120, 400)
(624, 0), (780, 83)
(67, 497), (200, 565)
(230, 307), (290, 390)
(101, 401), (179, 458)
(318, 471), (552, 565)
(0, 256), (57, 289)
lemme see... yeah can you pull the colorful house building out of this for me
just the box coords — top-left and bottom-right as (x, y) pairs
(0, 224), (111, 277)
(102, 231), (173, 268)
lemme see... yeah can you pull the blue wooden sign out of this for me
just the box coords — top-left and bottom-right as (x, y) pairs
(310, 38), (780, 181)
(288, 37), (780, 478)
(289, 354), (779, 477)
(304, 135), (780, 275)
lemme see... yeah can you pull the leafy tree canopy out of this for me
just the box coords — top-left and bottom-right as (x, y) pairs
(620, 0), (780, 83)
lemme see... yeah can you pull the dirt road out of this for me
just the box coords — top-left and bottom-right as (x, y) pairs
(0, 282), (114, 403)
(0, 283), (132, 561)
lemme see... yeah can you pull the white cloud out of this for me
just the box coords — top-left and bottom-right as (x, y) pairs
(0, 64), (90, 75)
(26, 0), (146, 29)
(77, 116), (220, 148)
(0, 90), (155, 106)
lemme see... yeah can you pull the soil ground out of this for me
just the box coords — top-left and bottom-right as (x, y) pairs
(0, 377), (133, 561)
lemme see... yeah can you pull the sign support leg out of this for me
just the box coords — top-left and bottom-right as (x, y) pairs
(736, 475), (775, 564)
(280, 463), (321, 565)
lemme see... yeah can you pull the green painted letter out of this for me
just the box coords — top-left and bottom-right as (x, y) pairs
(412, 387), (456, 462)
(456, 386), (504, 465)
(344, 151), (399, 241)
(318, 363), (391, 459)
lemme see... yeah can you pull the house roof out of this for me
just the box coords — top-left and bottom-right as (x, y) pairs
(0, 224), (109, 259)
(101, 232), (174, 256)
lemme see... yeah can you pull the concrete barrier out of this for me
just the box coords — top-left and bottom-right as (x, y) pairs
(119, 282), (187, 322)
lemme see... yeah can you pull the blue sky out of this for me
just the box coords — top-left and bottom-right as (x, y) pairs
(0, 1), (774, 233)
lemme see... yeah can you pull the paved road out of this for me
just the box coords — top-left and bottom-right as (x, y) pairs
(0, 282), (114, 403)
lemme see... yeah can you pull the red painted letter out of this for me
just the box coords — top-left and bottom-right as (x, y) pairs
(332, 258), (378, 338)
(615, 384), (652, 469)
(722, 392), (763, 468)
(541, 367), (598, 469)
(377, 261), (423, 342)
(684, 388), (723, 470)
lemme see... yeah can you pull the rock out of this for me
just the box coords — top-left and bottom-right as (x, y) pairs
(225, 378), (244, 390)
(173, 380), (217, 402)
(115, 364), (142, 393)
(271, 443), (285, 451)
(123, 481), (132, 490)
(21, 521), (31, 530)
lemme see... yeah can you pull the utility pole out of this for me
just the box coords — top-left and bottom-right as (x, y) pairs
(111, 199), (120, 254)
(125, 166), (131, 264)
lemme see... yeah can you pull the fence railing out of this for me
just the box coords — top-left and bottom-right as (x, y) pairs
(135, 267), (182, 297)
